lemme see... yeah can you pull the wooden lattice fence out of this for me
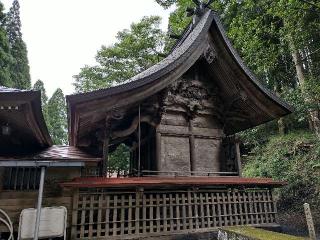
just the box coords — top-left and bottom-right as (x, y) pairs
(71, 188), (278, 239)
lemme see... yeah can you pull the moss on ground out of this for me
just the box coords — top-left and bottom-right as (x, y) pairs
(222, 226), (308, 240)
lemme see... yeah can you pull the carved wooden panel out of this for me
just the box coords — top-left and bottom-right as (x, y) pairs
(160, 136), (190, 175)
(194, 138), (221, 174)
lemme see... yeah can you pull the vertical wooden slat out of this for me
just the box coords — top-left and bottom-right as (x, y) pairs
(222, 192), (228, 226)
(142, 194), (147, 233)
(120, 195), (125, 235)
(257, 192), (264, 224)
(128, 194), (133, 235)
(193, 192), (199, 229)
(205, 193), (211, 228)
(267, 190), (275, 223)
(150, 194), (154, 233)
(97, 194), (102, 237)
(20, 168), (25, 190)
(243, 191), (249, 224)
(14, 167), (18, 190)
(105, 195), (110, 236)
(88, 195), (94, 238)
(156, 193), (161, 232)
(262, 191), (269, 224)
(27, 168), (31, 190)
(135, 191), (140, 234)
(188, 191), (193, 230)
(163, 193), (168, 231)
(216, 192), (222, 227)
(237, 191), (244, 225)
(271, 190), (278, 223)
(71, 189), (79, 239)
(232, 191), (239, 226)
(253, 191), (259, 225)
(200, 193), (205, 228)
(227, 191), (233, 226)
(175, 193), (181, 231)
(113, 195), (118, 236)
(248, 191), (254, 224)
(182, 193), (187, 230)
(169, 193), (174, 231)
(80, 195), (86, 238)
(210, 193), (217, 227)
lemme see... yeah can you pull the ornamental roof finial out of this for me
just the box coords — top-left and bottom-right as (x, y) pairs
(186, 0), (213, 24)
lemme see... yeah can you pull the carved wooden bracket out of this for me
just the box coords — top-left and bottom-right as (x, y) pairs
(204, 44), (217, 64)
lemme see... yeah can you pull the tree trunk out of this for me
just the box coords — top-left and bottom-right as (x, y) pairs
(291, 47), (320, 137)
(278, 118), (287, 135)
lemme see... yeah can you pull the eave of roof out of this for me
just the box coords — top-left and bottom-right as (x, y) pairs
(211, 13), (294, 113)
(0, 86), (53, 147)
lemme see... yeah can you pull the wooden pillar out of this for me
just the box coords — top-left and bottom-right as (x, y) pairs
(102, 120), (111, 176)
(235, 138), (242, 177)
(189, 120), (196, 175)
(156, 131), (161, 172)
(102, 135), (110, 176)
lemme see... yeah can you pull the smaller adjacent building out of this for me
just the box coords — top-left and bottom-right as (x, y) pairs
(0, 7), (292, 240)
(0, 86), (101, 236)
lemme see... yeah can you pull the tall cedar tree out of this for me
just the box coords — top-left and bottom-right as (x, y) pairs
(47, 88), (68, 145)
(33, 79), (50, 127)
(0, 2), (12, 87)
(6, 0), (31, 89)
(74, 16), (167, 92)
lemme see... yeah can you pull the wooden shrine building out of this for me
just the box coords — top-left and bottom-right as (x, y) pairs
(64, 8), (292, 240)
(0, 6), (292, 240)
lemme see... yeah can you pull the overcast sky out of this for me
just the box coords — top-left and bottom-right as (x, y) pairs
(2, 0), (173, 97)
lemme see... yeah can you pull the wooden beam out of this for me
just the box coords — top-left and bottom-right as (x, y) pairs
(235, 138), (242, 177)
(156, 131), (161, 173)
(102, 119), (111, 176)
(189, 120), (196, 175)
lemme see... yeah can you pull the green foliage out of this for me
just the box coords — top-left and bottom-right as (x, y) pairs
(108, 144), (130, 176)
(243, 131), (320, 210)
(47, 88), (68, 145)
(5, 0), (31, 89)
(74, 16), (167, 92)
(33, 80), (50, 129)
(0, 2), (13, 87)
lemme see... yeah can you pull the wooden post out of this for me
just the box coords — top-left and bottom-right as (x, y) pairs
(304, 203), (317, 240)
(156, 131), (161, 173)
(235, 137), (242, 177)
(189, 120), (196, 175)
(102, 119), (111, 176)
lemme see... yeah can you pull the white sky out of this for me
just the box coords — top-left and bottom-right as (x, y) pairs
(2, 0), (174, 97)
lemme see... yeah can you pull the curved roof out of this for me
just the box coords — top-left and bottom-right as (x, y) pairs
(0, 86), (52, 154)
(67, 10), (292, 147)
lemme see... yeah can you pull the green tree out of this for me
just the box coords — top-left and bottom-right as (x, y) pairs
(47, 88), (68, 145)
(33, 79), (50, 126)
(74, 16), (167, 92)
(0, 2), (12, 87)
(6, 0), (31, 89)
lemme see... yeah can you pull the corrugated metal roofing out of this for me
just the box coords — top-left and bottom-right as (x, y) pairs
(0, 145), (101, 162)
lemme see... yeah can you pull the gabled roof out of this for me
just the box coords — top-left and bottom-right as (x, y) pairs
(67, 10), (292, 147)
(0, 86), (52, 154)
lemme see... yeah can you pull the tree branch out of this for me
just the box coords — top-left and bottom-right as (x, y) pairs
(302, 47), (320, 61)
(300, 0), (320, 10)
